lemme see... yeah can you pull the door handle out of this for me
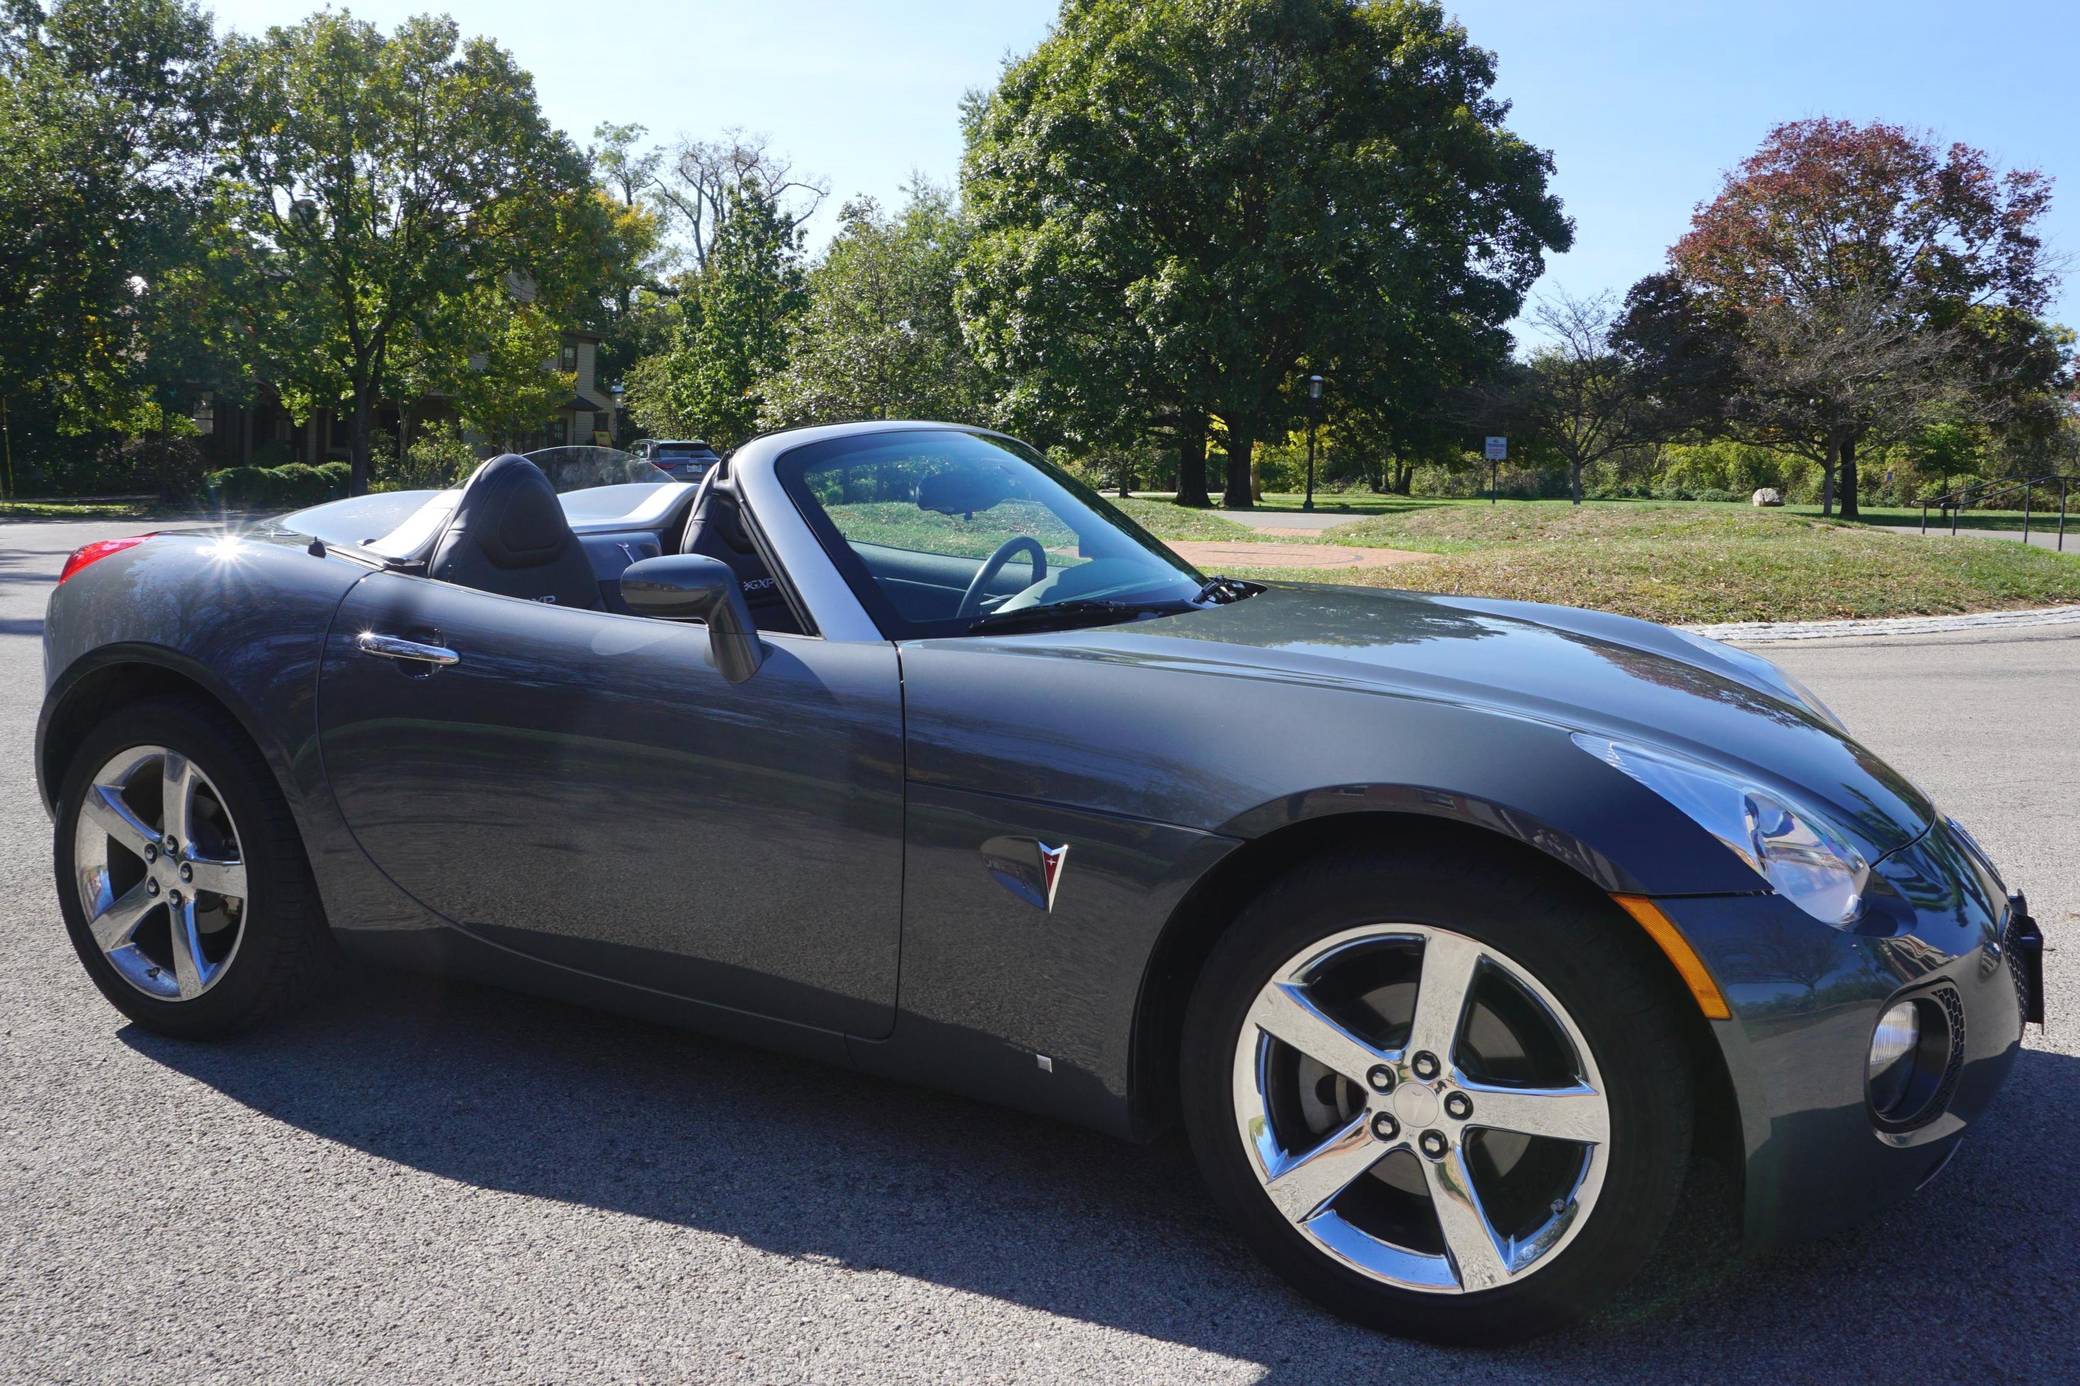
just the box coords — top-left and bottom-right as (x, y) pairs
(356, 631), (460, 666)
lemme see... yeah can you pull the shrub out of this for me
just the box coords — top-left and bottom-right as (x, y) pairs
(121, 434), (209, 503)
(379, 422), (479, 492)
(203, 461), (351, 510)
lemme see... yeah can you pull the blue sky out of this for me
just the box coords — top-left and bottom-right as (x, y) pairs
(209, 1), (2078, 337)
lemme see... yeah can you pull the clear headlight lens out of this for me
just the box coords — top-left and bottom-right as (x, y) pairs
(1575, 735), (1871, 926)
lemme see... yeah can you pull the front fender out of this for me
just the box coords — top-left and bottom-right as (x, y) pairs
(900, 638), (1767, 897)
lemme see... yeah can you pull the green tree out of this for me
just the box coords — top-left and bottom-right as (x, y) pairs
(624, 180), (804, 446)
(960, 0), (1569, 508)
(217, 12), (600, 492)
(758, 183), (989, 428)
(0, 0), (222, 489)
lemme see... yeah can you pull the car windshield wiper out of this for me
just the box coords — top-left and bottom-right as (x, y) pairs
(1193, 574), (1261, 605)
(966, 599), (1191, 636)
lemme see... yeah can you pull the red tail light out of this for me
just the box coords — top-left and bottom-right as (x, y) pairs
(57, 534), (155, 586)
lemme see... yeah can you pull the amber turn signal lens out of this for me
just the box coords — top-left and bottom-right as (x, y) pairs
(1611, 894), (1732, 1021)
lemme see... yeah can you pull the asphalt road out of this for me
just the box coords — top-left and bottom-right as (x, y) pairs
(3, 518), (2075, 1383)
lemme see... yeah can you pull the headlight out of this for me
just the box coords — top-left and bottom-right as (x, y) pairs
(1574, 735), (1871, 926)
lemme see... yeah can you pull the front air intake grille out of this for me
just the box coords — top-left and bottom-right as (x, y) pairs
(1929, 985), (1966, 1118)
(2004, 916), (2032, 1035)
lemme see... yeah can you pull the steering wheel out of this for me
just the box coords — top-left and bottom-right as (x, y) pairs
(957, 535), (1048, 620)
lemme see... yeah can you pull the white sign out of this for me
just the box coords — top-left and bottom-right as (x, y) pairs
(1484, 436), (1508, 461)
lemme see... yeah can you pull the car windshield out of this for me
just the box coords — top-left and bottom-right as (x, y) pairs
(527, 445), (671, 492)
(779, 428), (1215, 639)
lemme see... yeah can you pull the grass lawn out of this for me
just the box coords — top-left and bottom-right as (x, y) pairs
(0, 499), (149, 519)
(1198, 500), (2080, 624)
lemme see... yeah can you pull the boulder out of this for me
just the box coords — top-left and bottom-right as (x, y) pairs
(1751, 487), (1784, 507)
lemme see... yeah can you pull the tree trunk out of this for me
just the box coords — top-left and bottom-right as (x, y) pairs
(1837, 433), (1860, 520)
(1222, 422), (1255, 509)
(1392, 460), (1413, 495)
(349, 381), (375, 496)
(1118, 452), (1132, 499)
(1569, 459), (1584, 505)
(1819, 436), (1838, 517)
(1175, 415), (1211, 507)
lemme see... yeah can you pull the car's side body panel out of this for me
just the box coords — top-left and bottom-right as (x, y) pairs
(316, 569), (908, 1037)
(850, 782), (1236, 1136)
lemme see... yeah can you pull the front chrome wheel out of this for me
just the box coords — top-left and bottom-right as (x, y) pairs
(71, 744), (249, 1002)
(1231, 923), (1610, 1295)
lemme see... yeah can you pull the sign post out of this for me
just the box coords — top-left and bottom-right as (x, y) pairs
(1484, 436), (1507, 504)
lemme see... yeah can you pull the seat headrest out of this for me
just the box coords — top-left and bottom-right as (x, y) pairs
(451, 454), (571, 568)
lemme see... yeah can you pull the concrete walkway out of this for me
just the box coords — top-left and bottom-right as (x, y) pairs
(1873, 523), (2074, 552)
(1688, 603), (2080, 644)
(1211, 509), (1358, 534)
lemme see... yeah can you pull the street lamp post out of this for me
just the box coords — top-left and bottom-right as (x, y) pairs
(1303, 374), (1324, 512)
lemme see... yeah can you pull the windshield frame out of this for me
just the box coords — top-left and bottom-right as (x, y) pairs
(775, 427), (1205, 641)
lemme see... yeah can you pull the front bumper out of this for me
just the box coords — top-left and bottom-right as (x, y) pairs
(1658, 818), (2034, 1247)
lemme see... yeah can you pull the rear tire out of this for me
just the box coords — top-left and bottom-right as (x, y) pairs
(1180, 843), (1694, 1344)
(54, 696), (331, 1038)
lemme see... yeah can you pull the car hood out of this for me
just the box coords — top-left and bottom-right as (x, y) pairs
(1030, 583), (1936, 857)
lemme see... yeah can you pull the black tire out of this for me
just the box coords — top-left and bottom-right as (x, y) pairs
(1180, 842), (1695, 1344)
(53, 695), (331, 1038)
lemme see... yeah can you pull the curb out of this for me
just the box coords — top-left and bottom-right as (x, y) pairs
(1685, 605), (2080, 644)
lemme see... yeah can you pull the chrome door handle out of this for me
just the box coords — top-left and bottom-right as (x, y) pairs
(356, 631), (460, 666)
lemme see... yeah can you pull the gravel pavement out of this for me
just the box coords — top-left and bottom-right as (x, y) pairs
(3, 519), (2075, 1383)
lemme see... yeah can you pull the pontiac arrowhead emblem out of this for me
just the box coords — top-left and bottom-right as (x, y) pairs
(981, 836), (1073, 913)
(1037, 843), (1070, 913)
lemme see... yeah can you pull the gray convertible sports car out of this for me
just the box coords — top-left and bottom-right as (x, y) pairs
(40, 421), (2041, 1341)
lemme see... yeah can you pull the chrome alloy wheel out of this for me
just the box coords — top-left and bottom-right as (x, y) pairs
(71, 745), (249, 1002)
(1231, 923), (1610, 1294)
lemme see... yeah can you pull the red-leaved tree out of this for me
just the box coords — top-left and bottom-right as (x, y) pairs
(1668, 118), (2056, 516)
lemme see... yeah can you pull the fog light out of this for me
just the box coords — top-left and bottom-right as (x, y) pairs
(1867, 1001), (1921, 1115)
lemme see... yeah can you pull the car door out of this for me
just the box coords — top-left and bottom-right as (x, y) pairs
(315, 568), (905, 1037)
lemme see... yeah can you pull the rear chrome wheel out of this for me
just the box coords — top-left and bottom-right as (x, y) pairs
(1233, 923), (1609, 1294)
(55, 697), (329, 1037)
(72, 744), (250, 1002)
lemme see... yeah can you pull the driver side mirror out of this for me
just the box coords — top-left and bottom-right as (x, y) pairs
(620, 554), (765, 684)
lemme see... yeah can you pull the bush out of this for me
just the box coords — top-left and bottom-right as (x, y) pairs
(204, 461), (351, 510)
(121, 434), (209, 503)
(378, 422), (479, 492)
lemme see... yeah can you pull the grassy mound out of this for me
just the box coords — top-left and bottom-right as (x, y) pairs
(1109, 496), (1261, 541)
(1283, 502), (2080, 624)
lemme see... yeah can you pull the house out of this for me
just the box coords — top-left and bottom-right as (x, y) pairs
(547, 331), (617, 448)
(192, 331), (622, 467)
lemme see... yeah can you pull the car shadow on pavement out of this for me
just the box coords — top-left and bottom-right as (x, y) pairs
(123, 973), (2077, 1380)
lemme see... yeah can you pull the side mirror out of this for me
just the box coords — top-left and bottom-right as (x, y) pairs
(620, 554), (765, 684)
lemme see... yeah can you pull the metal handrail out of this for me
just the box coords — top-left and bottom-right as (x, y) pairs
(1917, 472), (2077, 551)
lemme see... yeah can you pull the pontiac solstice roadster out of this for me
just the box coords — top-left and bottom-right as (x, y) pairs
(40, 421), (2041, 1341)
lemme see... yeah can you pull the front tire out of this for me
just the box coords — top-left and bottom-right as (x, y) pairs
(54, 696), (330, 1038)
(1181, 845), (1694, 1343)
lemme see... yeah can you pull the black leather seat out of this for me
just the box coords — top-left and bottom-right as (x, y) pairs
(679, 476), (802, 634)
(428, 455), (601, 610)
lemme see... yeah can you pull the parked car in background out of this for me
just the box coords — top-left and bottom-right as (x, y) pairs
(631, 438), (722, 482)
